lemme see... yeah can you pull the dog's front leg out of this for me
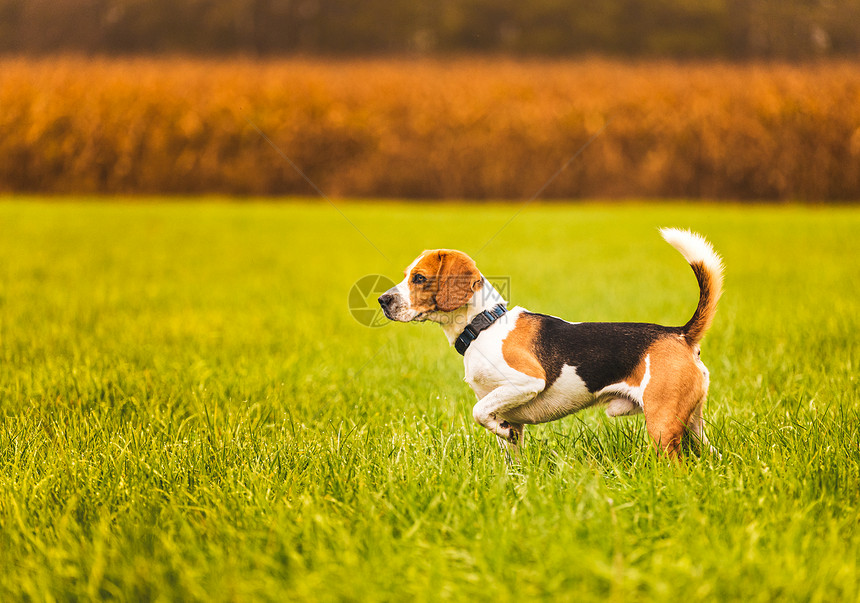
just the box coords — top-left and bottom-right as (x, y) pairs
(472, 385), (539, 457)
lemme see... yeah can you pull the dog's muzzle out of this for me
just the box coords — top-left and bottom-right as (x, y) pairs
(379, 286), (420, 321)
(378, 292), (395, 319)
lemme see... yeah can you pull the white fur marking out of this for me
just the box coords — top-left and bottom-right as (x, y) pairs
(383, 254), (424, 321)
(597, 354), (651, 409)
(464, 306), (526, 398)
(605, 398), (643, 417)
(499, 364), (593, 425)
(659, 227), (723, 274)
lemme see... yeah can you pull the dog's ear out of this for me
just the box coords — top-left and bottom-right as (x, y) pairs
(435, 251), (482, 312)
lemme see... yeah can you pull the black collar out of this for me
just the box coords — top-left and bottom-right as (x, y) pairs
(454, 304), (507, 356)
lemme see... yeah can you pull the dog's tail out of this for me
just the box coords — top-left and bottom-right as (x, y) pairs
(659, 228), (724, 346)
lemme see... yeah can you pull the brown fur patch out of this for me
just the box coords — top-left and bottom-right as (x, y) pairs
(407, 250), (482, 314)
(641, 336), (707, 457)
(684, 261), (722, 345)
(435, 251), (482, 312)
(407, 252), (442, 314)
(502, 313), (546, 380)
(623, 356), (648, 387)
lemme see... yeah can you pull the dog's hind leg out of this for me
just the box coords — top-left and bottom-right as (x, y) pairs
(642, 341), (707, 458)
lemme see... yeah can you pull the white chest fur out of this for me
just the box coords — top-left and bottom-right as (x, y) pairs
(462, 307), (536, 398)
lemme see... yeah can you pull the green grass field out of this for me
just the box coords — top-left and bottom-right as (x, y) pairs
(1, 199), (858, 602)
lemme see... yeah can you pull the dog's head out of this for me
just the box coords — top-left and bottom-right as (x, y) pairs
(378, 249), (483, 322)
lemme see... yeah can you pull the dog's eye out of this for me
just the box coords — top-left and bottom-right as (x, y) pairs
(411, 273), (427, 284)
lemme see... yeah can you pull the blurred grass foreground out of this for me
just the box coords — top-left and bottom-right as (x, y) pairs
(2, 57), (860, 201)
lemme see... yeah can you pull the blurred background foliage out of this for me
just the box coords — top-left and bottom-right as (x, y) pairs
(3, 58), (859, 200)
(2, 0), (860, 59)
(1, 1), (859, 201)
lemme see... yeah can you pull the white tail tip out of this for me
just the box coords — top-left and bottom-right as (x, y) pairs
(659, 227), (723, 273)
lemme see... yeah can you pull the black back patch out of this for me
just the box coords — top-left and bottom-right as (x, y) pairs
(527, 312), (682, 392)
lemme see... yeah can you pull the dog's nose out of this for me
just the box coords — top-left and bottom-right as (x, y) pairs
(378, 292), (394, 309)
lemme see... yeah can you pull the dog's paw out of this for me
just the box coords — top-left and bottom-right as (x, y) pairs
(499, 420), (520, 444)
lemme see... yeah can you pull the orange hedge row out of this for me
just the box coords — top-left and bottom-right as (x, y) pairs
(2, 57), (859, 200)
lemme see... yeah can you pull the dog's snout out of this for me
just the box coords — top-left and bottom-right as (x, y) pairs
(378, 292), (394, 309)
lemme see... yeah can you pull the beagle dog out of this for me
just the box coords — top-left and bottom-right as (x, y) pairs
(378, 228), (723, 458)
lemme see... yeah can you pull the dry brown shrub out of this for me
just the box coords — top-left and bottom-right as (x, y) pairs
(1, 56), (859, 200)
